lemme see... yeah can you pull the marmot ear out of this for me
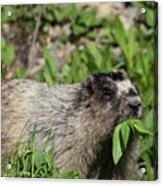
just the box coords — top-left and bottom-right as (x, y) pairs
(118, 69), (128, 78)
(107, 69), (128, 81)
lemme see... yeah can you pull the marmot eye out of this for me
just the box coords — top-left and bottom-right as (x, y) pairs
(103, 87), (114, 96)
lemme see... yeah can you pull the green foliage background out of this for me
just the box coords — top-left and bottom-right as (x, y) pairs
(1, 2), (157, 180)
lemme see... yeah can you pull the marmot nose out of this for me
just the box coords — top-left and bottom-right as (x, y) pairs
(128, 96), (142, 109)
(127, 96), (142, 118)
(129, 100), (141, 108)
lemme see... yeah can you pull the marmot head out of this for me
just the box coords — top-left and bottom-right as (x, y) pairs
(82, 70), (143, 124)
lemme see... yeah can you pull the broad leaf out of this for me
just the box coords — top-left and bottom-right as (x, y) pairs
(120, 123), (130, 148)
(133, 120), (153, 136)
(112, 124), (123, 165)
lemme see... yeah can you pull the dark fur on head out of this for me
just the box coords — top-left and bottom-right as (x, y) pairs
(81, 70), (142, 121)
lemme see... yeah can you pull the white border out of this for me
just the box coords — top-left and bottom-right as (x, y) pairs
(1, 0), (162, 186)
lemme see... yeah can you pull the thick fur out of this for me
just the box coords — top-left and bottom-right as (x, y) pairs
(1, 70), (142, 179)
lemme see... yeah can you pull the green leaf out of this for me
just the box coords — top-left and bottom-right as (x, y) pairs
(64, 4), (77, 20)
(45, 149), (55, 169)
(112, 125), (123, 165)
(143, 87), (154, 106)
(87, 31), (96, 40)
(146, 9), (154, 27)
(14, 67), (26, 78)
(72, 24), (86, 36)
(43, 47), (56, 77)
(43, 67), (54, 84)
(43, 23), (50, 33)
(120, 123), (130, 148)
(102, 46), (112, 72)
(128, 27), (136, 67)
(112, 118), (153, 165)
(144, 109), (154, 132)
(61, 169), (80, 179)
(62, 64), (70, 77)
(81, 51), (88, 63)
(54, 9), (64, 22)
(112, 17), (137, 70)
(1, 37), (15, 68)
(142, 152), (155, 180)
(78, 63), (88, 81)
(101, 28), (113, 40)
(43, 46), (57, 83)
(133, 120), (153, 136)
(34, 150), (45, 168)
(78, 8), (98, 27)
(89, 43), (103, 70)
(112, 119), (132, 165)
(113, 17), (126, 56)
(139, 136), (154, 154)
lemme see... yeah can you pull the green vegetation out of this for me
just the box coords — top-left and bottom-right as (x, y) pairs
(1, 2), (157, 180)
(112, 119), (153, 166)
(2, 129), (80, 178)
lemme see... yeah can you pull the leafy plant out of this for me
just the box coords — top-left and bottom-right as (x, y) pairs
(1, 37), (15, 77)
(112, 119), (153, 165)
(2, 129), (80, 178)
(39, 46), (58, 84)
(112, 17), (137, 71)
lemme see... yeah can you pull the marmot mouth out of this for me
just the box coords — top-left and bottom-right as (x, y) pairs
(114, 116), (125, 125)
(129, 106), (143, 119)
(114, 106), (143, 126)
